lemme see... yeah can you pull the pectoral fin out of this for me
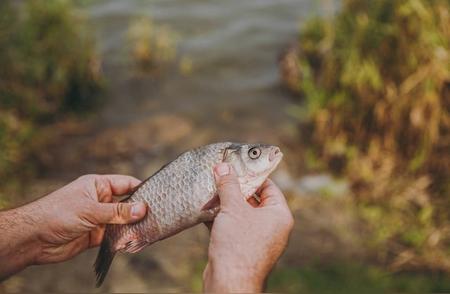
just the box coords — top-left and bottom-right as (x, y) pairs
(201, 194), (220, 211)
(123, 239), (148, 253)
(200, 194), (221, 222)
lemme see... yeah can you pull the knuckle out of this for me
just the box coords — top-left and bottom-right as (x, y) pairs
(77, 174), (97, 183)
(218, 177), (238, 188)
(116, 203), (130, 218)
(95, 177), (110, 198)
(114, 203), (122, 217)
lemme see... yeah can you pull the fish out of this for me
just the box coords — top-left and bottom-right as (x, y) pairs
(94, 142), (283, 286)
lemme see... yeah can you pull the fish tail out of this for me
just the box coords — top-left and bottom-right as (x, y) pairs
(94, 237), (116, 287)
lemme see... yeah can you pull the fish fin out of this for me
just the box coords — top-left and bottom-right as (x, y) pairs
(201, 194), (220, 211)
(124, 239), (148, 253)
(94, 237), (116, 287)
(200, 194), (220, 222)
(199, 206), (220, 222)
(223, 144), (241, 161)
(204, 221), (214, 232)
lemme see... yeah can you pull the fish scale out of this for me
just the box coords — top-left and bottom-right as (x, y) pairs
(94, 142), (283, 287)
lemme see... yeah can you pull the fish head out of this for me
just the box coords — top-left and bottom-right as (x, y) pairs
(223, 143), (283, 198)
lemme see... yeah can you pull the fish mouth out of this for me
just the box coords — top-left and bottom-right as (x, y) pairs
(269, 146), (283, 163)
(270, 152), (283, 169)
(265, 147), (283, 175)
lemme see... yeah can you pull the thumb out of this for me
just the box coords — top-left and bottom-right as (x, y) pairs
(93, 202), (147, 224)
(214, 163), (245, 209)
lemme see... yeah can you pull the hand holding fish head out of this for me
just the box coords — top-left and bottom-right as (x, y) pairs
(223, 143), (283, 198)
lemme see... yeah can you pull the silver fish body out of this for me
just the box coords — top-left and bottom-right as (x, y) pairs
(94, 142), (283, 286)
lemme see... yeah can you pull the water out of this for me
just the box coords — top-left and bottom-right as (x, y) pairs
(87, 0), (336, 136)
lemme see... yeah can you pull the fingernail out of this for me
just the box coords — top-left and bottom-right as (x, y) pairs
(131, 203), (146, 218)
(215, 163), (230, 176)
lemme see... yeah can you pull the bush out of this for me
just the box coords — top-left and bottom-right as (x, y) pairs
(282, 0), (450, 271)
(128, 17), (178, 72)
(0, 0), (102, 182)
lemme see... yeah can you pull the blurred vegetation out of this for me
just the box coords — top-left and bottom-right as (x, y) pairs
(267, 263), (450, 293)
(0, 0), (103, 201)
(127, 17), (194, 76)
(281, 0), (450, 272)
(128, 17), (179, 73)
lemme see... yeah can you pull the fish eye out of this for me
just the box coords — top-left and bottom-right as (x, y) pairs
(248, 147), (261, 159)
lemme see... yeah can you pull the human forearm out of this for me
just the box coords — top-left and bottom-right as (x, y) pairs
(0, 203), (42, 280)
(203, 164), (294, 293)
(0, 174), (146, 281)
(203, 259), (264, 292)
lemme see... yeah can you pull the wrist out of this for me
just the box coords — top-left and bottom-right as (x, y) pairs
(0, 203), (43, 278)
(203, 258), (264, 292)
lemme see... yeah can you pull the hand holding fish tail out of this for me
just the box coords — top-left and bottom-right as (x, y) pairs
(203, 163), (294, 293)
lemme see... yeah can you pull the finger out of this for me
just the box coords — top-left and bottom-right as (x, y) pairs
(258, 179), (288, 207)
(97, 175), (142, 197)
(214, 163), (245, 209)
(92, 202), (147, 224)
(89, 225), (105, 248)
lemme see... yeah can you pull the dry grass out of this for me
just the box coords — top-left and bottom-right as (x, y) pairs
(281, 0), (450, 272)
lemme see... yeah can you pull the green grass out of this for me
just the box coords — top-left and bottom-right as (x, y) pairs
(267, 263), (450, 294)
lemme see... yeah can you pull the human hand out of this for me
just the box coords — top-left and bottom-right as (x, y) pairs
(33, 174), (148, 264)
(0, 174), (147, 279)
(203, 163), (294, 292)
